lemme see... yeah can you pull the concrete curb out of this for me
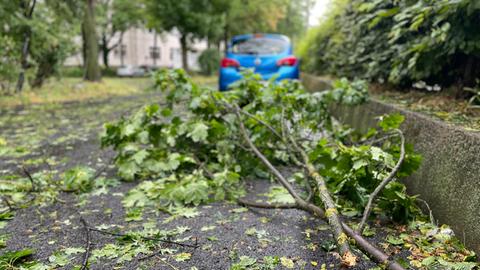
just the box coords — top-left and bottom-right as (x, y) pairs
(302, 74), (480, 253)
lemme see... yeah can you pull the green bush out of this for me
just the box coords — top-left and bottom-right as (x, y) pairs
(61, 66), (85, 78)
(300, 0), (480, 92)
(198, 48), (221, 76)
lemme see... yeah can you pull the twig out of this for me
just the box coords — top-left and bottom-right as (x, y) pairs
(280, 115), (313, 201)
(80, 217), (91, 270)
(417, 198), (435, 225)
(86, 226), (199, 248)
(236, 103), (312, 201)
(361, 133), (398, 146)
(192, 155), (215, 179)
(237, 109), (283, 140)
(232, 105), (304, 204)
(155, 255), (179, 270)
(1, 196), (14, 211)
(238, 198), (297, 209)
(92, 156), (114, 180)
(22, 166), (36, 192)
(358, 129), (405, 233)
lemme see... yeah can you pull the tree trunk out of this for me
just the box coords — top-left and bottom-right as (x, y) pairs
(83, 0), (101, 82)
(180, 34), (189, 72)
(223, 10), (230, 53)
(223, 22), (229, 53)
(31, 50), (57, 89)
(15, 0), (37, 93)
(101, 33), (110, 69)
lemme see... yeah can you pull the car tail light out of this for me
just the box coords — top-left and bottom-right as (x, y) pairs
(277, 56), (298, 67)
(221, 58), (240, 68)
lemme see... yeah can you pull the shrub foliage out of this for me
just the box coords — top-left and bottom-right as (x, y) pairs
(300, 0), (480, 91)
(102, 69), (421, 223)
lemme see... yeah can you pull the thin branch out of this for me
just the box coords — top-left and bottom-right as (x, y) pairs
(92, 156), (114, 180)
(236, 104), (311, 202)
(192, 154), (215, 179)
(1, 196), (14, 211)
(237, 198), (297, 209)
(358, 129), (405, 233)
(238, 109), (283, 140)
(80, 217), (91, 270)
(155, 255), (179, 270)
(232, 105), (304, 203)
(22, 166), (36, 192)
(357, 133), (398, 147)
(417, 198), (435, 225)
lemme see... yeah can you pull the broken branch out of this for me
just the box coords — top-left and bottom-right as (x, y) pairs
(233, 105), (405, 270)
(358, 129), (405, 233)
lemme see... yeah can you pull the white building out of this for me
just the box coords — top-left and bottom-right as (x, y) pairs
(65, 28), (207, 71)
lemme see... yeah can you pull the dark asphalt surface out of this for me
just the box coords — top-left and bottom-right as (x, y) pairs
(0, 92), (407, 269)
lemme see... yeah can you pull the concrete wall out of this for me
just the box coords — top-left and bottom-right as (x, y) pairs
(302, 74), (480, 253)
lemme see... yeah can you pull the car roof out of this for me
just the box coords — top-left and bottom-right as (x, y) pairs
(231, 34), (290, 43)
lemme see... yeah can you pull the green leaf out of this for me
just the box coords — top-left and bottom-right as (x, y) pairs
(378, 113), (405, 131)
(0, 249), (34, 265)
(188, 122), (209, 143)
(62, 166), (95, 193)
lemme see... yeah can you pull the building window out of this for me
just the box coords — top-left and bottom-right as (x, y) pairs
(150, 46), (161, 60)
(170, 48), (175, 61)
(114, 44), (127, 58)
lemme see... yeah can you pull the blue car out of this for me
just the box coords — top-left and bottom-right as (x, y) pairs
(219, 34), (300, 91)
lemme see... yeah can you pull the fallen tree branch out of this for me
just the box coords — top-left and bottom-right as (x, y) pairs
(232, 105), (405, 270)
(288, 133), (353, 262)
(233, 105), (355, 265)
(358, 129), (405, 233)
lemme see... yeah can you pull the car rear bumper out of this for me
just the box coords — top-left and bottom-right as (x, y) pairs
(219, 66), (299, 91)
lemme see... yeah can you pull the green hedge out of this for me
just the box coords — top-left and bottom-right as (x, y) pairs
(300, 0), (480, 92)
(61, 66), (119, 78)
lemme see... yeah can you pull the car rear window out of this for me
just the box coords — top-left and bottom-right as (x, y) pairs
(231, 37), (288, 55)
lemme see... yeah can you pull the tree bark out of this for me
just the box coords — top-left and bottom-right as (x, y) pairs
(31, 51), (56, 89)
(180, 34), (189, 72)
(101, 33), (110, 68)
(15, 0), (37, 93)
(83, 0), (101, 81)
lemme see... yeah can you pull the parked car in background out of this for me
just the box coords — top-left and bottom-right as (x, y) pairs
(219, 34), (300, 91)
(116, 65), (146, 77)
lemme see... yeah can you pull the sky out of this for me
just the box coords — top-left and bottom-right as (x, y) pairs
(309, 0), (331, 26)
